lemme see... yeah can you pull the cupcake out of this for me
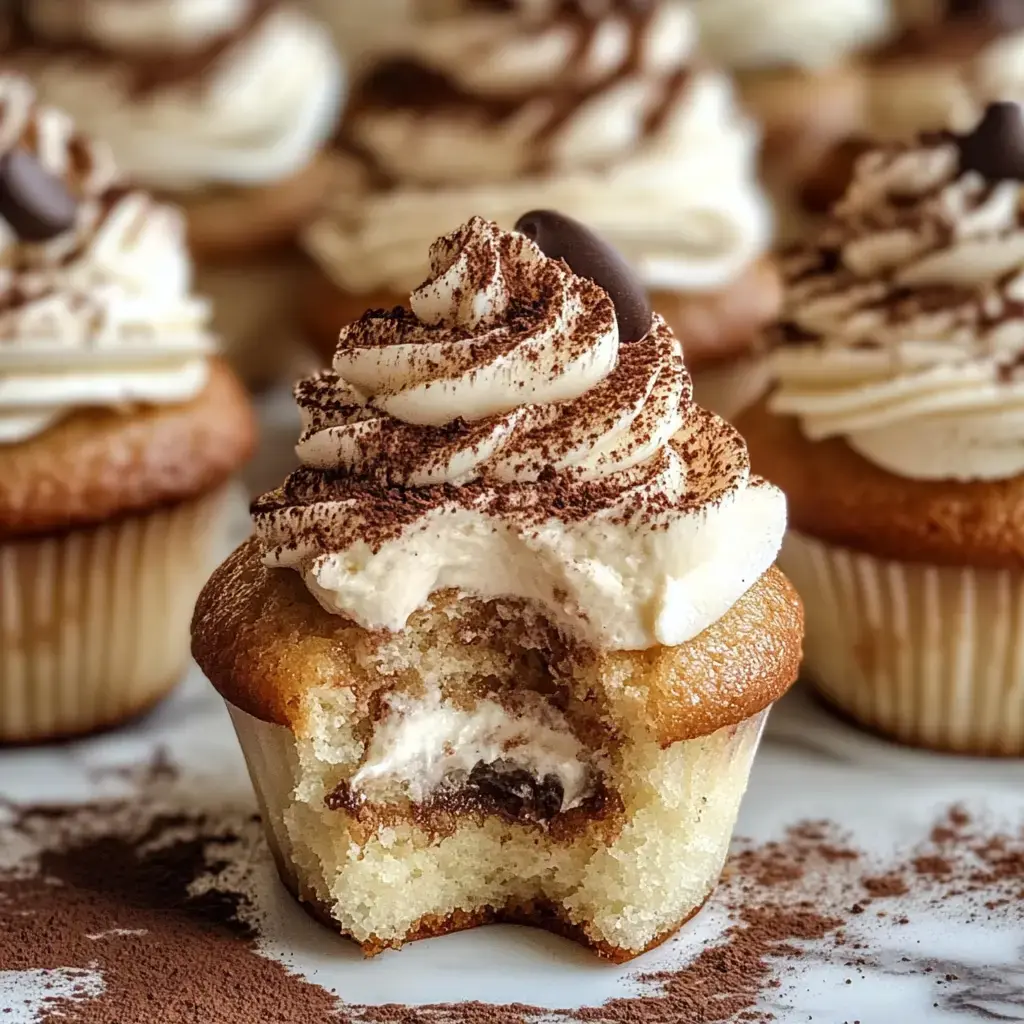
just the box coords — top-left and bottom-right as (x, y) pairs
(13, 0), (345, 389)
(690, 0), (895, 194)
(740, 105), (1024, 756)
(869, 0), (1024, 142)
(302, 0), (778, 422)
(0, 76), (255, 744)
(192, 214), (802, 960)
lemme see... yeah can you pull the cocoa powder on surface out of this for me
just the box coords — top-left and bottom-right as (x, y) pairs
(2, 766), (1022, 1024)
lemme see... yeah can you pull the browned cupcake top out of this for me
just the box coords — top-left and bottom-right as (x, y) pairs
(0, 359), (255, 540)
(192, 536), (803, 747)
(740, 399), (1024, 568)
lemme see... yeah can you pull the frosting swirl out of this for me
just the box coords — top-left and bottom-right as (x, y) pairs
(304, 0), (770, 296)
(16, 0), (343, 190)
(769, 130), (1024, 481)
(255, 217), (786, 651)
(0, 75), (212, 445)
(691, 0), (893, 71)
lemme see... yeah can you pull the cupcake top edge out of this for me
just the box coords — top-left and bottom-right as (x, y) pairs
(302, 0), (772, 298)
(253, 213), (787, 653)
(0, 73), (215, 448)
(769, 101), (1024, 483)
(10, 0), (345, 192)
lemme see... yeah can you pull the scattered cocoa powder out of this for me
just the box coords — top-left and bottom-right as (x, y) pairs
(2, 773), (1023, 1024)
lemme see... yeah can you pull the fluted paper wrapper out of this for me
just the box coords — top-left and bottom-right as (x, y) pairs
(225, 703), (773, 921)
(781, 530), (1024, 755)
(0, 490), (228, 744)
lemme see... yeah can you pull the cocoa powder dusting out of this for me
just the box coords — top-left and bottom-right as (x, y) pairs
(2, 779), (1023, 1024)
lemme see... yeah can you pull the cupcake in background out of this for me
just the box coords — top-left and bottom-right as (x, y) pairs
(739, 104), (1024, 755)
(690, 0), (894, 199)
(869, 0), (1024, 140)
(14, 0), (345, 389)
(0, 75), (255, 744)
(303, 0), (778, 421)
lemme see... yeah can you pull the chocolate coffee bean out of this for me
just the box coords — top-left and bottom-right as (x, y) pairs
(955, 102), (1024, 182)
(515, 209), (653, 342)
(0, 149), (78, 242)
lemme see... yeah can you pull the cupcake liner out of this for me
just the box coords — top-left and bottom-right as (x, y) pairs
(781, 530), (1024, 755)
(196, 251), (313, 390)
(690, 354), (771, 422)
(0, 489), (230, 744)
(226, 701), (771, 948)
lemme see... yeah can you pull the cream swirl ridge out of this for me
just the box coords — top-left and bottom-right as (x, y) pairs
(0, 75), (213, 445)
(255, 217), (786, 651)
(691, 0), (893, 71)
(769, 122), (1024, 482)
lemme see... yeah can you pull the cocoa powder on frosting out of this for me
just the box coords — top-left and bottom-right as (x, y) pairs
(3, 766), (1023, 1024)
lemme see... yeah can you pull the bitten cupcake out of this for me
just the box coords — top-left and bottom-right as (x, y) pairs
(302, 0), (778, 421)
(740, 105), (1024, 756)
(690, 0), (894, 193)
(193, 215), (802, 961)
(14, 0), (344, 388)
(0, 76), (254, 744)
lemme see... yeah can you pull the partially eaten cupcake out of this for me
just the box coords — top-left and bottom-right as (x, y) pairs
(192, 214), (803, 960)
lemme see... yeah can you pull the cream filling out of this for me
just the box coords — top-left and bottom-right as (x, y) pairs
(349, 689), (594, 813)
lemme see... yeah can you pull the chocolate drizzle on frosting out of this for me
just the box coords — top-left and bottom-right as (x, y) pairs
(342, 0), (693, 181)
(769, 129), (1024, 482)
(9, 0), (280, 96)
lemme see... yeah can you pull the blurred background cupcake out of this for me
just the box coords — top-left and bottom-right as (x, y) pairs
(302, 0), (778, 421)
(0, 75), (254, 744)
(10, 0), (345, 389)
(869, 0), (1024, 140)
(739, 106), (1024, 756)
(690, 0), (895, 203)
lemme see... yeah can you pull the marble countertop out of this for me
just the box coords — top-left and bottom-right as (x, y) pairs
(3, 388), (1023, 1023)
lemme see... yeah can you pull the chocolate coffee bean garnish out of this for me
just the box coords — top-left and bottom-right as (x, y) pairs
(0, 148), (78, 242)
(955, 102), (1024, 181)
(515, 209), (652, 342)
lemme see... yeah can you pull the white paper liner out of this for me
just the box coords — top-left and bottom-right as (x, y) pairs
(226, 701), (771, 954)
(196, 252), (312, 390)
(690, 354), (771, 422)
(781, 530), (1024, 755)
(0, 489), (229, 744)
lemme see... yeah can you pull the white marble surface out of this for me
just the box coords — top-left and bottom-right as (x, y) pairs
(2, 387), (1024, 1022)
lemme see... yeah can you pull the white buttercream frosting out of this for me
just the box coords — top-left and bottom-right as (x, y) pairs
(691, 0), (894, 71)
(770, 133), (1024, 482)
(20, 0), (344, 190)
(350, 687), (594, 811)
(304, 0), (770, 296)
(0, 76), (213, 446)
(255, 217), (786, 651)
